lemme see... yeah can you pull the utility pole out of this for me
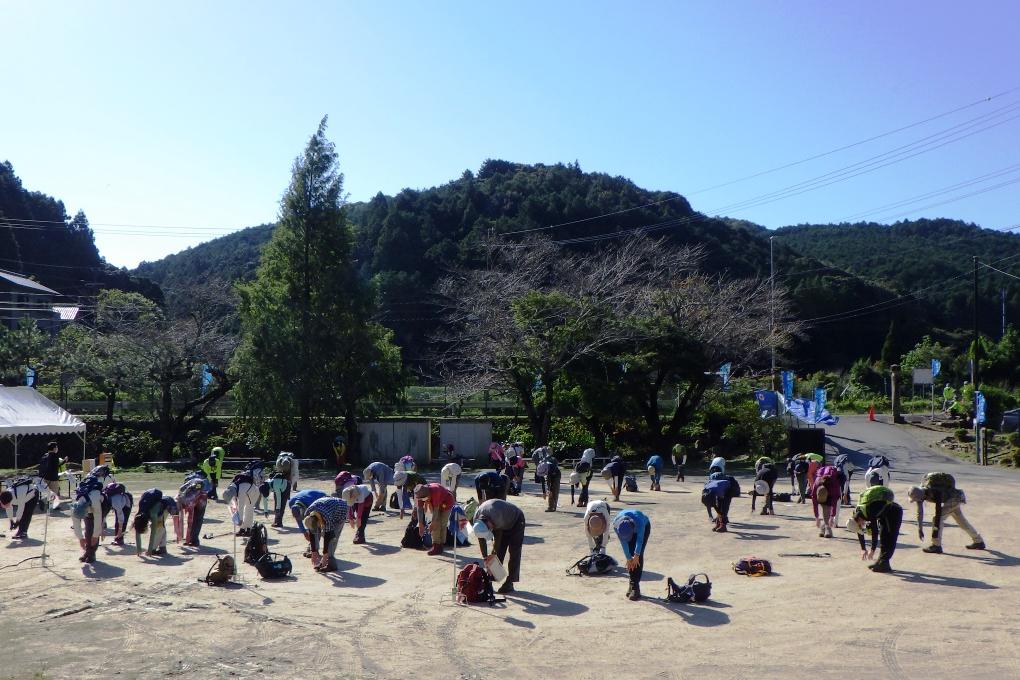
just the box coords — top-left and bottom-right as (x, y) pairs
(770, 235), (776, 391)
(1002, 288), (1006, 337)
(972, 256), (979, 387)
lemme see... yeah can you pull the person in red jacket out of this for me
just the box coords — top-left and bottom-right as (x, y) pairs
(415, 483), (455, 556)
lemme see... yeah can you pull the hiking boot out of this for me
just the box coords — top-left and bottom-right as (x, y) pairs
(352, 535), (365, 545)
(922, 545), (943, 554)
(628, 585), (641, 600)
(497, 581), (515, 595)
(869, 560), (892, 573)
(819, 527), (826, 537)
(427, 545), (443, 556)
(12, 533), (27, 540)
(717, 523), (727, 533)
(825, 526), (833, 538)
(271, 522), (282, 528)
(966, 542), (986, 550)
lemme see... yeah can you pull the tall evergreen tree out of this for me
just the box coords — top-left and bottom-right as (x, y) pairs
(233, 118), (400, 456)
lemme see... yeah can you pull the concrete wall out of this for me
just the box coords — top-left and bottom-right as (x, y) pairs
(359, 420), (431, 465)
(438, 421), (493, 465)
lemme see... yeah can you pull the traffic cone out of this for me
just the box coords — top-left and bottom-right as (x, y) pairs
(868, 403), (876, 421)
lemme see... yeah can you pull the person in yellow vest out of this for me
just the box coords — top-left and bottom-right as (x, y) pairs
(847, 484), (902, 573)
(200, 447), (226, 500)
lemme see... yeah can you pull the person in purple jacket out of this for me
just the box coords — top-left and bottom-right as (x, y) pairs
(613, 509), (650, 600)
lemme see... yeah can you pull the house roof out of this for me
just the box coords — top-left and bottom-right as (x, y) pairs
(0, 269), (60, 295)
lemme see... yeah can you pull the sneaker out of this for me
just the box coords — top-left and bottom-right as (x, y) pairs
(497, 581), (515, 595)
(12, 533), (27, 540)
(819, 528), (826, 537)
(352, 536), (365, 545)
(824, 526), (833, 538)
(716, 524), (728, 533)
(869, 560), (892, 573)
(965, 542), (986, 550)
(628, 586), (642, 601)
(922, 545), (943, 554)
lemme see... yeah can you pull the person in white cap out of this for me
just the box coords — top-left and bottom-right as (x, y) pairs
(575, 448), (596, 506)
(303, 495), (348, 572)
(583, 499), (612, 553)
(440, 462), (463, 502)
(362, 462), (395, 512)
(470, 498), (525, 594)
(908, 472), (985, 553)
(341, 484), (374, 544)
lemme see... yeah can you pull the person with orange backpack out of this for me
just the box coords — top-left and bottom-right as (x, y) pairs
(811, 464), (841, 538)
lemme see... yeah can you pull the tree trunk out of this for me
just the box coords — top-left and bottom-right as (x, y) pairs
(159, 380), (174, 460)
(105, 388), (117, 425)
(344, 408), (359, 467)
(299, 392), (312, 458)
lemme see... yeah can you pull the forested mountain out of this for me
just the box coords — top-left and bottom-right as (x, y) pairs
(130, 160), (900, 372)
(0, 161), (162, 306)
(777, 219), (1020, 351)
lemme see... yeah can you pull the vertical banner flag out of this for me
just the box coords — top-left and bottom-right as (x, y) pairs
(931, 359), (941, 378)
(814, 387), (827, 422)
(719, 363), (731, 391)
(25, 366), (35, 388)
(754, 390), (778, 418)
(781, 370), (794, 401)
(200, 364), (214, 395)
(975, 391), (986, 425)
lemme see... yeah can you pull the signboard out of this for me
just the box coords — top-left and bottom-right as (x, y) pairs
(781, 370), (794, 400)
(912, 368), (933, 385)
(975, 391), (986, 425)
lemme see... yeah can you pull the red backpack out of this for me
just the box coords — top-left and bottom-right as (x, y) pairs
(456, 563), (493, 604)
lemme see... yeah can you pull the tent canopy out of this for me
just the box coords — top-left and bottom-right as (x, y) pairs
(0, 386), (85, 437)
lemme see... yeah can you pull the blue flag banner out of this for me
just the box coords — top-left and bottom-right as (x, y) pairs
(201, 364), (214, 395)
(975, 391), (986, 425)
(25, 367), (35, 388)
(931, 359), (941, 378)
(814, 387), (826, 417)
(786, 397), (840, 426)
(755, 390), (778, 418)
(719, 363), (732, 391)
(781, 370), (794, 400)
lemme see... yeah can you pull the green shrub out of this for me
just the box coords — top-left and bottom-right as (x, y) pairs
(953, 428), (971, 442)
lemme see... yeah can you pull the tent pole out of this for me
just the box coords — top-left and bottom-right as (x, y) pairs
(14, 435), (19, 473)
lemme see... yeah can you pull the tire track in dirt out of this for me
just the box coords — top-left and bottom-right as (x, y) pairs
(882, 629), (906, 680)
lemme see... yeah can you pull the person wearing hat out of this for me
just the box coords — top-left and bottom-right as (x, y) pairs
(788, 454), (810, 502)
(504, 445), (526, 495)
(671, 442), (687, 482)
(811, 464), (841, 538)
(174, 474), (209, 547)
(222, 468), (264, 537)
(532, 446), (550, 498)
(332, 435), (347, 470)
(751, 456), (778, 515)
(601, 456), (626, 502)
(613, 509), (650, 600)
(708, 455), (726, 476)
(136, 496), (178, 557)
(864, 455), (892, 488)
(908, 474), (985, 554)
(488, 442), (506, 469)
(207, 446), (227, 500)
(701, 472), (740, 532)
(575, 448), (596, 506)
(341, 484), (373, 544)
(846, 484), (901, 573)
(101, 481), (133, 546)
(474, 470), (510, 503)
(394, 469), (427, 519)
(415, 482), (455, 556)
(333, 470), (362, 495)
(287, 488), (327, 556)
(396, 455), (417, 472)
(833, 452), (856, 506)
(645, 454), (664, 492)
(471, 498), (526, 594)
(71, 475), (105, 563)
(303, 495), (349, 572)
(1, 476), (45, 540)
(363, 462), (395, 512)
(440, 462), (463, 502)
(583, 499), (612, 553)
(543, 455), (561, 511)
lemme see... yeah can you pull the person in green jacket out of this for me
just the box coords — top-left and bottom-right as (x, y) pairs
(200, 447), (226, 500)
(847, 484), (902, 573)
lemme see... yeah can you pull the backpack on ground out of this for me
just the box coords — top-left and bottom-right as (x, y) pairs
(463, 497), (478, 523)
(389, 491), (400, 510)
(566, 551), (617, 576)
(624, 475), (638, 492)
(136, 488), (163, 516)
(733, 556), (772, 576)
(254, 552), (293, 579)
(773, 492), (792, 502)
(456, 562), (496, 605)
(400, 514), (427, 550)
(202, 555), (235, 586)
(921, 472), (956, 500)
(244, 522), (269, 564)
(666, 573), (712, 603)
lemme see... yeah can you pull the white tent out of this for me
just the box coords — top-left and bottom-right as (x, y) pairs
(0, 386), (86, 471)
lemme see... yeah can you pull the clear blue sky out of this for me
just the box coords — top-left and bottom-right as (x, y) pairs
(2, 1), (1018, 268)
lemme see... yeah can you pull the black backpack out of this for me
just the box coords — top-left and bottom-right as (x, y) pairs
(254, 553), (293, 579)
(400, 514), (427, 550)
(624, 475), (638, 492)
(667, 573), (712, 603)
(244, 522), (269, 565)
(567, 551), (617, 576)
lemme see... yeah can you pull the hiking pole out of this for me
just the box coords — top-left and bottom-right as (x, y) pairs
(451, 514), (458, 604)
(40, 489), (51, 567)
(778, 552), (831, 558)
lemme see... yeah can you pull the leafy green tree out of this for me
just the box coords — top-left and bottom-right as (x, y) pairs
(233, 118), (402, 457)
(0, 318), (46, 385)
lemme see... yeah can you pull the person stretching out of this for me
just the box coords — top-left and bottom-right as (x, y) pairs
(576, 448), (596, 506)
(333, 471), (362, 495)
(288, 489), (326, 556)
(303, 495), (349, 572)
(175, 475), (209, 547)
(811, 464), (841, 538)
(471, 498), (526, 595)
(583, 499), (612, 553)
(71, 475), (105, 563)
(543, 456), (561, 512)
(613, 509), (651, 601)
(396, 455), (417, 472)
(394, 469), (427, 519)
(532, 446), (550, 498)
(646, 455), (664, 491)
(1, 476), (45, 540)
(601, 457), (626, 502)
(908, 473), (986, 553)
(222, 469), (263, 537)
(341, 484), (373, 544)
(441, 462), (463, 502)
(847, 484), (901, 573)
(101, 482), (133, 546)
(474, 470), (510, 503)
(415, 482), (455, 556)
(671, 442), (687, 482)
(751, 457), (778, 515)
(701, 473), (740, 532)
(363, 462), (395, 512)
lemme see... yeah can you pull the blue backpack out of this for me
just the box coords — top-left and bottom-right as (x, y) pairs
(137, 488), (164, 517)
(75, 475), (103, 500)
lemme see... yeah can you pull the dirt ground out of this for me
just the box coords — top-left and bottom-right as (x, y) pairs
(1, 416), (1018, 680)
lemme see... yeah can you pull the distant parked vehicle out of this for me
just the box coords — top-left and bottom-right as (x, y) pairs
(1000, 408), (1020, 433)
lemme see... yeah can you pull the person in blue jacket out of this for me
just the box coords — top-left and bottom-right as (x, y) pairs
(363, 461), (396, 512)
(289, 489), (327, 557)
(613, 509), (650, 600)
(702, 473), (741, 533)
(645, 455), (664, 491)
